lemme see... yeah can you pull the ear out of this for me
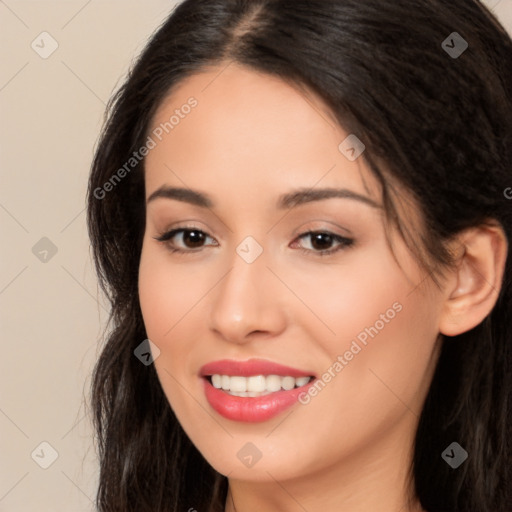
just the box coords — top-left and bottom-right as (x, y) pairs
(438, 222), (508, 337)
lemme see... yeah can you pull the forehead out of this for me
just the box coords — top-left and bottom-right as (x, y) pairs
(144, 62), (380, 202)
(150, 62), (340, 133)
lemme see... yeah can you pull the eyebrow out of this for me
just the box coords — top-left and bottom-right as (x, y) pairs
(146, 186), (381, 209)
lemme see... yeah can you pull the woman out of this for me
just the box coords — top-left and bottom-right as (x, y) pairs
(86, 0), (512, 510)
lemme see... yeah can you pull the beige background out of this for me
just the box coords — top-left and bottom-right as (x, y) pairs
(1, 1), (511, 510)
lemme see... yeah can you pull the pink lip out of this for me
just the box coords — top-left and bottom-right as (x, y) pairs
(200, 359), (316, 422)
(200, 358), (315, 378)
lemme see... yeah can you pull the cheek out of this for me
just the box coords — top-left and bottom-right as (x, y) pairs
(138, 242), (204, 339)
(279, 246), (414, 354)
(297, 246), (440, 422)
(312, 277), (440, 437)
(138, 255), (172, 339)
(138, 243), (205, 418)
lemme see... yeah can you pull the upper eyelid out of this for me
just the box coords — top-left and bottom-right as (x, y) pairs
(156, 226), (352, 245)
(155, 227), (215, 241)
(157, 218), (352, 237)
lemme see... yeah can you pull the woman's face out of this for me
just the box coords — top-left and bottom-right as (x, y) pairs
(138, 63), (445, 483)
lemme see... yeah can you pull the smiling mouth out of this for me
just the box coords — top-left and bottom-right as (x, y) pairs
(205, 374), (314, 397)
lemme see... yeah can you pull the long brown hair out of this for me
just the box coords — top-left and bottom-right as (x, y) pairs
(87, 1), (512, 510)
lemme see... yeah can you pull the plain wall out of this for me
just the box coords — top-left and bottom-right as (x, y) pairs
(1, 1), (511, 510)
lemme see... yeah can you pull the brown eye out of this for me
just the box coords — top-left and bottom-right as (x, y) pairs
(309, 232), (335, 251)
(180, 230), (206, 248)
(294, 231), (354, 256)
(154, 228), (217, 253)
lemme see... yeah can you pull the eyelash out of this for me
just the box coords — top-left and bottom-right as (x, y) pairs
(153, 227), (354, 256)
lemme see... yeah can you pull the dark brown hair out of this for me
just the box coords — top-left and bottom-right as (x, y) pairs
(87, 1), (512, 510)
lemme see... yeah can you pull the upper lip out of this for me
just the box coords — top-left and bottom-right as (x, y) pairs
(200, 358), (316, 378)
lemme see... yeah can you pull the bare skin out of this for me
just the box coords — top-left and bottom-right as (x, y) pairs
(137, 62), (508, 512)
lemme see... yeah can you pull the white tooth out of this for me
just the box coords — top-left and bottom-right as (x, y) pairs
(266, 375), (282, 392)
(247, 375), (266, 392)
(295, 376), (310, 387)
(216, 374), (311, 393)
(281, 376), (295, 391)
(221, 375), (230, 390)
(230, 376), (247, 392)
(229, 390), (248, 397)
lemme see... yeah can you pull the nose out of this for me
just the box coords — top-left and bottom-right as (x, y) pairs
(209, 249), (287, 344)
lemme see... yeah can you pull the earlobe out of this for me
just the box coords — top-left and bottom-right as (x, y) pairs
(439, 222), (508, 337)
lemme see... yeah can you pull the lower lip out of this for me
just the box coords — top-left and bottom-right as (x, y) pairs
(203, 378), (314, 422)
